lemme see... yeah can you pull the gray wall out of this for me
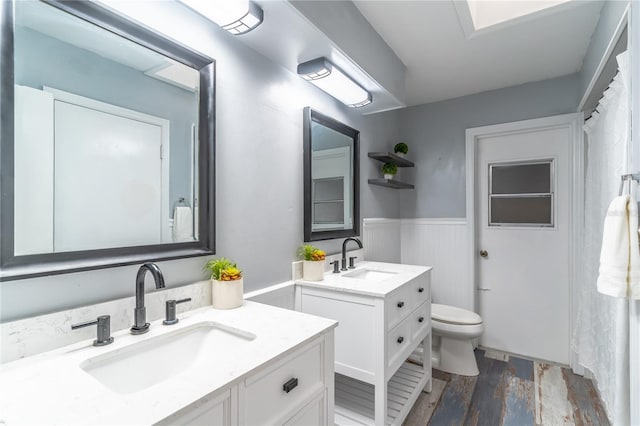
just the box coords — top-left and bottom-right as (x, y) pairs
(0, 2), (401, 322)
(395, 73), (581, 218)
(15, 27), (199, 209)
(579, 0), (628, 106)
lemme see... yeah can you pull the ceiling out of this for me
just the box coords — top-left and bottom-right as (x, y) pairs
(353, 0), (604, 106)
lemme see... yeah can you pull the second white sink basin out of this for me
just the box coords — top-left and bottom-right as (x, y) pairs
(80, 321), (255, 394)
(343, 268), (398, 282)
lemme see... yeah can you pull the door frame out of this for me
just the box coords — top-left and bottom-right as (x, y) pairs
(465, 113), (583, 364)
(44, 86), (172, 243)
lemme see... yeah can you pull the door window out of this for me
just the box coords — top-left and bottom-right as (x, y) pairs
(488, 160), (554, 227)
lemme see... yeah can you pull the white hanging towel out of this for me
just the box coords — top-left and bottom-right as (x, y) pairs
(597, 194), (640, 298)
(172, 206), (194, 242)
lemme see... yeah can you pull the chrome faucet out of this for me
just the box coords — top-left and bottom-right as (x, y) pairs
(341, 237), (363, 271)
(131, 263), (166, 335)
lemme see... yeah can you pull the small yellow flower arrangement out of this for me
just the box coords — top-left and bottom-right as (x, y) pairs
(205, 257), (243, 309)
(298, 245), (326, 281)
(298, 244), (326, 261)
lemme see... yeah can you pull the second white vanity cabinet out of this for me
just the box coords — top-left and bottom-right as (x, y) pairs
(296, 262), (432, 426)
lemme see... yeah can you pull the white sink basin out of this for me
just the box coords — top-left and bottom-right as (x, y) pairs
(343, 268), (398, 282)
(80, 322), (255, 394)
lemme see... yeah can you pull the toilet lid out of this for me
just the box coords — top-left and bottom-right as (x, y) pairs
(432, 304), (482, 325)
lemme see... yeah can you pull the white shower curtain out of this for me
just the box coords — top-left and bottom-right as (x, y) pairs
(574, 51), (631, 425)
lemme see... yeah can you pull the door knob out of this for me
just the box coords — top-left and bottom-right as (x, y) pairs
(479, 250), (488, 258)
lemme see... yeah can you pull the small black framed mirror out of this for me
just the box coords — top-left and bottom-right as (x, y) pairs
(303, 107), (360, 241)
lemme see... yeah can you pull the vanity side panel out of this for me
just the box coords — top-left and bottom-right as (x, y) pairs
(300, 287), (378, 384)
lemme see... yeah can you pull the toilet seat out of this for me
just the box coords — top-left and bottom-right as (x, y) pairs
(432, 304), (482, 325)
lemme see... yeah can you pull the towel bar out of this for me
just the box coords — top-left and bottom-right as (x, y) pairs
(619, 173), (640, 196)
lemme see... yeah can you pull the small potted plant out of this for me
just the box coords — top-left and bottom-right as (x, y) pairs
(381, 162), (398, 180)
(298, 244), (326, 281)
(394, 142), (409, 157)
(205, 257), (243, 309)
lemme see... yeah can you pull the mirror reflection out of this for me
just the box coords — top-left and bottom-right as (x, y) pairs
(303, 107), (359, 241)
(14, 1), (200, 255)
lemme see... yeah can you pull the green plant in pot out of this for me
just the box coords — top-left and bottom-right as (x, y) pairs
(298, 244), (326, 281)
(382, 162), (398, 180)
(205, 257), (244, 309)
(394, 142), (409, 156)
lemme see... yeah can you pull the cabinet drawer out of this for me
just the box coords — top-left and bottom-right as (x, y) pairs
(387, 284), (414, 330)
(283, 390), (325, 426)
(411, 301), (431, 342)
(387, 318), (412, 371)
(243, 341), (323, 425)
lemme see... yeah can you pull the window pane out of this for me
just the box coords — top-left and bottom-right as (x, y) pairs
(314, 178), (343, 202)
(491, 163), (551, 194)
(314, 202), (344, 224)
(490, 196), (552, 225)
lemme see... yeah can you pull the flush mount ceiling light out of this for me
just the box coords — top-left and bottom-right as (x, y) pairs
(297, 58), (372, 108)
(179, 0), (264, 35)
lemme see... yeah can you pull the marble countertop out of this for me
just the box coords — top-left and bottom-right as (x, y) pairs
(0, 301), (337, 425)
(295, 261), (431, 297)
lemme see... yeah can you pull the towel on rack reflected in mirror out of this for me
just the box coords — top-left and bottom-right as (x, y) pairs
(172, 206), (194, 242)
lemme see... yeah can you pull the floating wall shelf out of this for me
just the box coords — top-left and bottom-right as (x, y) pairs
(368, 152), (415, 189)
(368, 179), (414, 189)
(368, 152), (415, 167)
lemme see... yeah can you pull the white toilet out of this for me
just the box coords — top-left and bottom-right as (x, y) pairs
(431, 304), (484, 376)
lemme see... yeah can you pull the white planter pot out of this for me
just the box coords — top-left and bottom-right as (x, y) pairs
(394, 152), (406, 158)
(384, 173), (395, 180)
(211, 277), (243, 309)
(303, 260), (325, 281)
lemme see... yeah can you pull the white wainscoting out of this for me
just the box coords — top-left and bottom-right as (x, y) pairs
(401, 219), (472, 311)
(364, 218), (472, 311)
(362, 218), (402, 263)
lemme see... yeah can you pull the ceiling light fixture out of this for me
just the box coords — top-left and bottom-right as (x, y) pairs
(297, 58), (372, 108)
(179, 0), (264, 35)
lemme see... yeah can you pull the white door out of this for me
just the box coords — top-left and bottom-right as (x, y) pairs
(54, 100), (164, 252)
(475, 117), (571, 364)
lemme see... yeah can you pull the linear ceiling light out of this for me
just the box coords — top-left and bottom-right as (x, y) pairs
(297, 58), (372, 108)
(178, 0), (264, 35)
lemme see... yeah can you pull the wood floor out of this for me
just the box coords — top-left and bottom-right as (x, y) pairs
(404, 349), (609, 426)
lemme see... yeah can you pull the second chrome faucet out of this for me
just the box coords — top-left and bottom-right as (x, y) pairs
(131, 263), (165, 335)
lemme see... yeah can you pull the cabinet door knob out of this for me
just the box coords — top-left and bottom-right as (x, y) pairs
(283, 378), (298, 393)
(418, 287), (424, 293)
(418, 316), (424, 323)
(480, 250), (488, 258)
(397, 301), (405, 308)
(397, 336), (404, 344)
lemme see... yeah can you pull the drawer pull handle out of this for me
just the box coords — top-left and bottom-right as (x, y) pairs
(397, 336), (404, 344)
(283, 378), (298, 393)
(418, 287), (424, 293)
(397, 301), (405, 308)
(418, 316), (424, 323)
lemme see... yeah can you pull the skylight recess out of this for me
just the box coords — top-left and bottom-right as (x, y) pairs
(467, 0), (572, 30)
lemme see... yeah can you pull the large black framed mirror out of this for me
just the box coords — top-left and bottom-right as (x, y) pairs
(303, 107), (360, 241)
(0, 0), (215, 281)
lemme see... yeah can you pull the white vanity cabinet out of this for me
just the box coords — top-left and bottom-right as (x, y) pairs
(158, 333), (334, 426)
(296, 263), (432, 426)
(0, 302), (337, 426)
